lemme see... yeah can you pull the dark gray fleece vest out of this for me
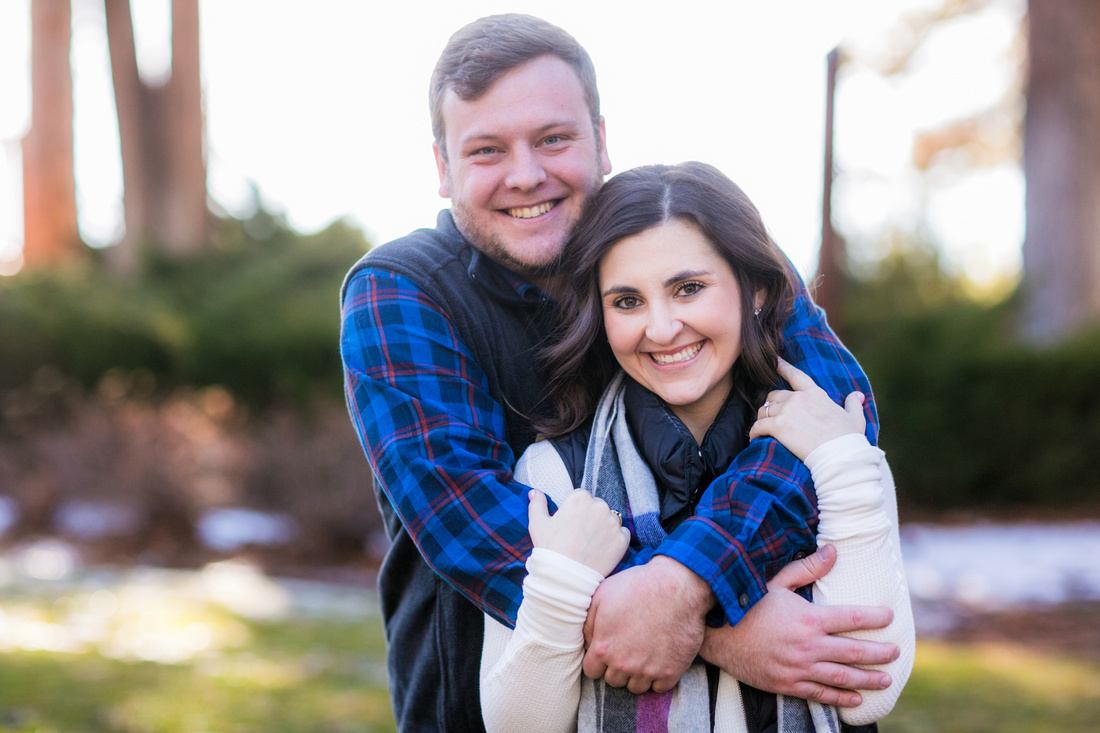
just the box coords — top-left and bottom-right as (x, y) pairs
(342, 210), (555, 732)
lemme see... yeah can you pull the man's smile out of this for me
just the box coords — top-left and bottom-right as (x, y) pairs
(505, 200), (560, 219)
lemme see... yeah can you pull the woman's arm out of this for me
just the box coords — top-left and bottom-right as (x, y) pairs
(751, 360), (915, 724)
(480, 442), (630, 733)
(805, 437), (915, 724)
(481, 548), (601, 733)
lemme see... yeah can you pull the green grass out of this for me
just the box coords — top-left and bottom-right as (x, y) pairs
(0, 565), (397, 733)
(1, 581), (1098, 731)
(0, 616), (396, 732)
(887, 641), (1100, 732)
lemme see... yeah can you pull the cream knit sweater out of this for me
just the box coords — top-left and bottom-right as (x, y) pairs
(480, 434), (916, 733)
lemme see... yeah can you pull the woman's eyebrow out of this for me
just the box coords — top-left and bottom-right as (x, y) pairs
(601, 284), (638, 297)
(663, 269), (709, 287)
(602, 270), (712, 297)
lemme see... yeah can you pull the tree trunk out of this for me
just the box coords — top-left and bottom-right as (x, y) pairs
(1021, 0), (1100, 341)
(161, 0), (207, 257)
(814, 48), (847, 334)
(21, 0), (82, 268)
(103, 0), (146, 275)
(103, 0), (207, 275)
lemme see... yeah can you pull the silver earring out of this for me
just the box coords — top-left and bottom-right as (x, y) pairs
(754, 308), (761, 316)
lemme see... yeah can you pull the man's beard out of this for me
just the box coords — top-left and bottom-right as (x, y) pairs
(450, 197), (566, 281)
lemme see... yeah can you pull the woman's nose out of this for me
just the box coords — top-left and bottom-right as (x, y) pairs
(645, 308), (683, 345)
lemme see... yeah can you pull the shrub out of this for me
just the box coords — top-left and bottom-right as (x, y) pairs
(0, 217), (370, 406)
(843, 253), (1100, 513)
(0, 267), (182, 390)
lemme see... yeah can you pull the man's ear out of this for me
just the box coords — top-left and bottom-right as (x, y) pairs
(597, 116), (612, 176)
(433, 142), (450, 198)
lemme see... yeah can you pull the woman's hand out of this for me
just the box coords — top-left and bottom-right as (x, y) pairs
(528, 489), (631, 577)
(749, 359), (866, 462)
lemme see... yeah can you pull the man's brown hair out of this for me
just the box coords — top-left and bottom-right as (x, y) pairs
(430, 14), (601, 160)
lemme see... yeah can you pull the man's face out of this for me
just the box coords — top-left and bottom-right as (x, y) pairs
(433, 55), (612, 279)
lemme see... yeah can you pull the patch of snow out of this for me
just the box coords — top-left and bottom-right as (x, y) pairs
(0, 495), (17, 536)
(54, 499), (141, 540)
(901, 521), (1100, 609)
(197, 508), (298, 553)
(11, 538), (82, 581)
(193, 559), (290, 619)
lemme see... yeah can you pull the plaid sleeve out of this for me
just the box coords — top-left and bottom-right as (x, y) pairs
(340, 266), (536, 626)
(653, 274), (879, 625)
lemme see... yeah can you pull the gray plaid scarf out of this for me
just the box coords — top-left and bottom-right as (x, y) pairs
(577, 372), (841, 733)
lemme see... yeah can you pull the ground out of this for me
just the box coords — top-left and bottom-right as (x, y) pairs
(946, 601), (1100, 664)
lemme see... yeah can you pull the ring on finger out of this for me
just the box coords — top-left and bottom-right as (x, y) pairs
(763, 401), (774, 419)
(610, 510), (622, 526)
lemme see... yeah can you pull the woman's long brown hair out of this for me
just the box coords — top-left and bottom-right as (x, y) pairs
(536, 162), (796, 438)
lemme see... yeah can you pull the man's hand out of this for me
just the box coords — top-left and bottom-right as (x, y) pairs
(699, 545), (899, 708)
(581, 555), (714, 694)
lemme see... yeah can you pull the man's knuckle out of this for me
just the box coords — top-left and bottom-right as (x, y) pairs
(804, 685), (830, 703)
(589, 640), (611, 659)
(782, 678), (808, 696)
(829, 666), (855, 688)
(793, 640), (817, 658)
(847, 644), (872, 665)
(796, 613), (824, 635)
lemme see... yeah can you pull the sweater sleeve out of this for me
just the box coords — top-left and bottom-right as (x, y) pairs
(805, 434), (916, 725)
(480, 441), (592, 733)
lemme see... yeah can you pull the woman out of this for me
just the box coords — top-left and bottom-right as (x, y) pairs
(480, 162), (914, 732)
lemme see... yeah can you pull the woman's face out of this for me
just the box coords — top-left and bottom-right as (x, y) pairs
(598, 219), (745, 432)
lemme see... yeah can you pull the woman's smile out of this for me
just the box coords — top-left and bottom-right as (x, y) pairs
(647, 341), (705, 366)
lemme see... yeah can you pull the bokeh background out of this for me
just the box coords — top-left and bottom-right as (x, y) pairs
(0, 0), (1098, 730)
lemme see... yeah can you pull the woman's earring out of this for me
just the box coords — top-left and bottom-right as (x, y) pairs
(754, 308), (761, 316)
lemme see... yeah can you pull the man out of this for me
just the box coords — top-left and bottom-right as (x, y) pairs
(341, 14), (898, 731)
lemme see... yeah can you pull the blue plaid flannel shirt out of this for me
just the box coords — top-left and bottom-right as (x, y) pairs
(341, 257), (878, 628)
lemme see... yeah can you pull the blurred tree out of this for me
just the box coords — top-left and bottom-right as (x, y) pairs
(21, 0), (83, 269)
(103, 0), (207, 275)
(1020, 0), (1100, 342)
(872, 0), (1100, 342)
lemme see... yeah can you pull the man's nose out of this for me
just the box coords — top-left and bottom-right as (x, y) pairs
(504, 147), (548, 191)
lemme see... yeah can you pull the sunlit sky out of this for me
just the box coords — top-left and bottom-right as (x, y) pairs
(0, 0), (1025, 283)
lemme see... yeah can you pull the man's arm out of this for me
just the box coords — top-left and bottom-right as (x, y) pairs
(580, 548), (897, 705)
(699, 546), (898, 706)
(342, 267), (532, 624)
(343, 266), (638, 625)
